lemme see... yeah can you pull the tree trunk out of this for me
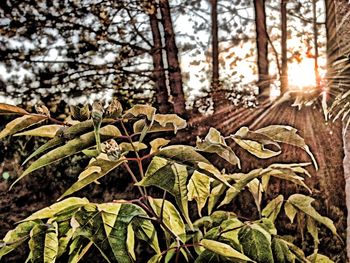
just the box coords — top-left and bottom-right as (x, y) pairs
(254, 0), (270, 95)
(149, 1), (173, 114)
(211, 0), (222, 112)
(325, 0), (338, 66)
(312, 0), (320, 87)
(281, 0), (288, 93)
(159, 0), (187, 116)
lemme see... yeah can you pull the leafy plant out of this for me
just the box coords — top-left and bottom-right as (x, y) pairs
(0, 101), (340, 262)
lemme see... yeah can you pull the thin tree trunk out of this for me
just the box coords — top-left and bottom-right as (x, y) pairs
(149, 1), (173, 114)
(254, 0), (270, 95)
(211, 0), (222, 112)
(325, 0), (338, 67)
(281, 0), (288, 93)
(312, 0), (320, 87)
(159, 0), (186, 116)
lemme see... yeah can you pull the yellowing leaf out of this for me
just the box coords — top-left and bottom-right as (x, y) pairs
(287, 194), (339, 238)
(12, 125), (121, 189)
(284, 202), (298, 223)
(262, 195), (284, 223)
(0, 103), (29, 115)
(153, 114), (186, 133)
(14, 125), (63, 138)
(256, 125), (318, 169)
(232, 127), (281, 159)
(197, 127), (240, 167)
(150, 138), (170, 154)
(21, 197), (89, 222)
(119, 142), (147, 152)
(44, 222), (59, 263)
(59, 158), (126, 200)
(0, 115), (47, 140)
(123, 104), (156, 121)
(187, 171), (210, 216)
(200, 239), (254, 262)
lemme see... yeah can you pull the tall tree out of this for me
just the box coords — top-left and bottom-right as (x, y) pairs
(159, 0), (187, 116)
(254, 0), (270, 95)
(312, 0), (320, 87)
(148, 1), (173, 114)
(325, 0), (338, 67)
(280, 0), (288, 93)
(211, 0), (222, 112)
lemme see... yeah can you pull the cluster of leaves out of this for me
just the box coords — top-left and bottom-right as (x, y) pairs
(0, 101), (341, 262)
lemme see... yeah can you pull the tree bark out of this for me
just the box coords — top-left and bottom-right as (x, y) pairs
(211, 0), (222, 112)
(159, 0), (187, 116)
(325, 0), (338, 67)
(149, 1), (173, 114)
(281, 0), (288, 93)
(254, 0), (270, 95)
(312, 0), (321, 87)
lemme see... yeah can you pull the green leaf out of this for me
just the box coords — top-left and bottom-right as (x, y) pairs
(247, 178), (263, 213)
(271, 237), (296, 263)
(148, 197), (186, 243)
(98, 203), (157, 263)
(158, 145), (210, 165)
(12, 125), (121, 189)
(219, 169), (262, 207)
(0, 115), (47, 139)
(306, 216), (319, 248)
(119, 142), (147, 152)
(59, 157), (126, 200)
(148, 253), (162, 263)
(149, 138), (170, 154)
(0, 221), (37, 260)
(200, 239), (254, 262)
(231, 127), (281, 159)
(123, 104), (156, 121)
(0, 103), (29, 115)
(276, 237), (311, 263)
(256, 125), (318, 169)
(22, 137), (65, 165)
(21, 197), (89, 222)
(219, 218), (244, 249)
(44, 222), (59, 263)
(238, 224), (274, 263)
(164, 242), (189, 263)
(286, 194), (339, 237)
(196, 127), (240, 167)
(262, 195), (284, 223)
(137, 157), (192, 228)
(58, 229), (74, 257)
(307, 253), (334, 263)
(14, 125), (63, 138)
(284, 202), (298, 223)
(187, 171), (210, 216)
(29, 224), (46, 263)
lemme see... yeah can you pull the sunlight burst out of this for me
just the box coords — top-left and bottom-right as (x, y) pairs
(288, 58), (318, 89)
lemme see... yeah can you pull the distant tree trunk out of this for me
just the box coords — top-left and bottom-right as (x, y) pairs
(254, 0), (270, 95)
(211, 0), (222, 112)
(159, 0), (187, 116)
(281, 0), (288, 93)
(312, 0), (321, 87)
(149, 2), (173, 114)
(325, 0), (338, 66)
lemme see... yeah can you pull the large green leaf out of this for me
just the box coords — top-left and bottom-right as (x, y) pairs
(44, 222), (59, 263)
(187, 171), (210, 216)
(271, 237), (296, 263)
(196, 128), (240, 167)
(0, 115), (47, 139)
(158, 145), (210, 165)
(307, 253), (334, 263)
(200, 239), (254, 262)
(256, 125), (318, 169)
(14, 125), (63, 138)
(21, 197), (89, 222)
(137, 157), (192, 228)
(11, 125), (121, 189)
(262, 195), (284, 223)
(276, 237), (311, 263)
(28, 224), (46, 263)
(148, 197), (186, 242)
(238, 224), (274, 263)
(286, 194), (339, 237)
(98, 203), (158, 263)
(0, 221), (37, 260)
(231, 127), (281, 159)
(59, 157), (127, 200)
